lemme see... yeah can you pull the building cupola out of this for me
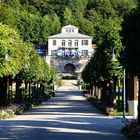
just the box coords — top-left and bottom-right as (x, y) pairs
(62, 24), (78, 33)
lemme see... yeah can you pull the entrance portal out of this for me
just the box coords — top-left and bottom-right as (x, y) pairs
(64, 63), (76, 73)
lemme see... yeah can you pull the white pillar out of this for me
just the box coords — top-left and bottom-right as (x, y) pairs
(127, 76), (139, 118)
(128, 100), (138, 118)
(79, 85), (82, 90)
(54, 85), (57, 90)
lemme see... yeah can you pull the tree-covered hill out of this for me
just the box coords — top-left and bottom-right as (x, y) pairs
(0, 0), (137, 45)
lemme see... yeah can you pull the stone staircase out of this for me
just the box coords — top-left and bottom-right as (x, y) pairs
(62, 80), (78, 86)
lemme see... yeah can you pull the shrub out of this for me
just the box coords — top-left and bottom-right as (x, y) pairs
(121, 119), (140, 136)
(86, 96), (116, 116)
(49, 91), (55, 97)
(30, 98), (42, 106)
(7, 103), (26, 115)
(0, 90), (56, 119)
(57, 80), (62, 87)
(106, 107), (117, 116)
(0, 109), (14, 119)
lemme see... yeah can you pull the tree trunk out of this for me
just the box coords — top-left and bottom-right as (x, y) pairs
(113, 76), (117, 105)
(101, 81), (108, 102)
(15, 78), (22, 103)
(29, 82), (31, 99)
(25, 81), (28, 95)
(32, 83), (36, 98)
(117, 79), (121, 108)
(0, 77), (8, 106)
(8, 77), (13, 103)
(24, 81), (28, 101)
(90, 82), (93, 95)
(108, 80), (114, 106)
(40, 84), (44, 98)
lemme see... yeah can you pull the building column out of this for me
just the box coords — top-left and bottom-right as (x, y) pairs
(127, 74), (138, 118)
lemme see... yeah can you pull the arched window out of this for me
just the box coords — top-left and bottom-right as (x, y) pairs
(62, 40), (65, 46)
(68, 40), (72, 46)
(75, 40), (78, 46)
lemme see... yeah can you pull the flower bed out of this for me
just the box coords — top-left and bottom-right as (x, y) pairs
(86, 96), (117, 116)
(0, 109), (14, 119)
(0, 90), (56, 119)
(0, 103), (28, 119)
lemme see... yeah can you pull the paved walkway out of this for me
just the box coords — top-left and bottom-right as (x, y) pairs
(0, 85), (128, 140)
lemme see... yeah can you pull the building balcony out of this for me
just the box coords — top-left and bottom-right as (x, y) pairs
(50, 49), (93, 60)
(51, 55), (90, 60)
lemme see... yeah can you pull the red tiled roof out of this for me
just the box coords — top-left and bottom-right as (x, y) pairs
(92, 44), (97, 49)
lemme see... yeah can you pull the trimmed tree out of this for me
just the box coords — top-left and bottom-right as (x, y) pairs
(122, 1), (140, 125)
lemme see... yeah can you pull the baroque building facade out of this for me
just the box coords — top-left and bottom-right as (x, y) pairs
(46, 25), (94, 74)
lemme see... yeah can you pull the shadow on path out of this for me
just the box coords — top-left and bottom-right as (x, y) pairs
(0, 86), (130, 140)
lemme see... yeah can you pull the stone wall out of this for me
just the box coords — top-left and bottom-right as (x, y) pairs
(49, 57), (89, 73)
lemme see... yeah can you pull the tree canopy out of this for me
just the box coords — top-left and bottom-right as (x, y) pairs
(0, 0), (137, 45)
(0, 23), (24, 77)
(122, 1), (140, 75)
(0, 0), (137, 84)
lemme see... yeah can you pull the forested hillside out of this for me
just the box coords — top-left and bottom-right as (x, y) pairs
(0, 0), (137, 45)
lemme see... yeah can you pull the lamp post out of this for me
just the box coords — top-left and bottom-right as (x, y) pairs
(4, 47), (10, 62)
(24, 57), (29, 69)
(24, 63), (29, 69)
(111, 48), (126, 119)
(111, 48), (117, 62)
(24, 56), (29, 69)
(123, 68), (126, 119)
